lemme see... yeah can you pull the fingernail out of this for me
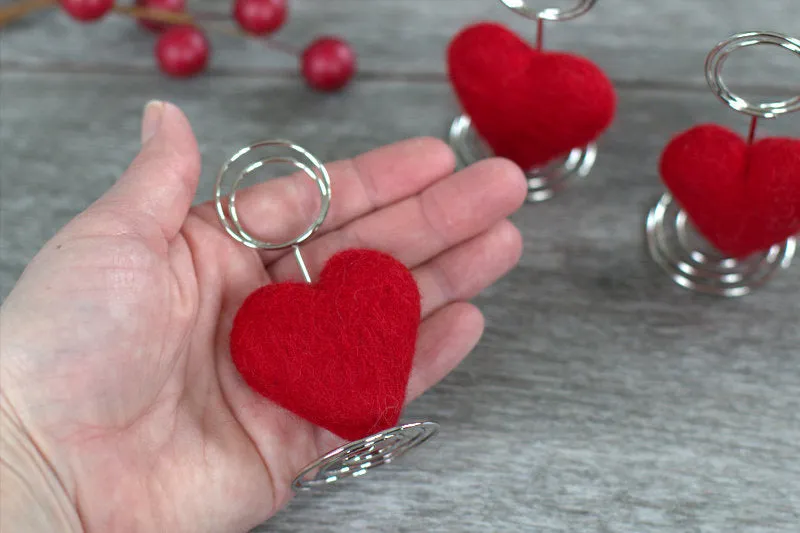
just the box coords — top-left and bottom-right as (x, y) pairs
(141, 100), (164, 144)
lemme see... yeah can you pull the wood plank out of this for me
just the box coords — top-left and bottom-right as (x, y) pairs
(2, 0), (799, 88)
(1, 71), (798, 531)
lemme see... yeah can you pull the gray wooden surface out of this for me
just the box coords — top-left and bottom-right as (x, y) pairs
(2, 1), (799, 532)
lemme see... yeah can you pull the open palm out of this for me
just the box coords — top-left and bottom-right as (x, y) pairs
(0, 103), (525, 532)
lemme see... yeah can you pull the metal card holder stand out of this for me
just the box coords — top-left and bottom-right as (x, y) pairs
(214, 140), (440, 491)
(645, 31), (800, 297)
(448, 0), (599, 203)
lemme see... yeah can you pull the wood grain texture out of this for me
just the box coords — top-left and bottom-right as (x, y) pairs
(2, 0), (800, 531)
(1, 60), (799, 532)
(1, 0), (799, 89)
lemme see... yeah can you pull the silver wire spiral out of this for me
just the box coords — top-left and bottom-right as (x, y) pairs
(645, 31), (800, 297)
(448, 114), (597, 203)
(292, 422), (440, 491)
(705, 31), (800, 119)
(646, 194), (796, 297)
(214, 140), (331, 252)
(215, 140), (440, 489)
(447, 1), (599, 202)
(499, 0), (597, 21)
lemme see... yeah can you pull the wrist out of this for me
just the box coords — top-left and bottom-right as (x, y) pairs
(1, 396), (84, 533)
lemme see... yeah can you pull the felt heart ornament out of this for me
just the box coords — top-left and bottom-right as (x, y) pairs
(230, 249), (421, 441)
(660, 123), (800, 258)
(447, 21), (616, 170)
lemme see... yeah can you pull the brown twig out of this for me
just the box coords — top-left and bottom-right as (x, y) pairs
(0, 0), (56, 26)
(112, 4), (195, 26)
(0, 0), (298, 58)
(0, 0), (203, 28)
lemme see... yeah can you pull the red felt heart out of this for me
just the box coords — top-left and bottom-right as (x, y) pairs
(230, 249), (421, 441)
(660, 124), (800, 258)
(447, 21), (616, 169)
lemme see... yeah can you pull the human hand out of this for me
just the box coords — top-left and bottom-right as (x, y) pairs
(0, 102), (526, 532)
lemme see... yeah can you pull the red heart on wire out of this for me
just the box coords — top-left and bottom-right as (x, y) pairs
(230, 249), (421, 441)
(447, 21), (616, 169)
(660, 124), (800, 258)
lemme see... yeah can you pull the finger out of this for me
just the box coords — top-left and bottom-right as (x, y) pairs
(90, 101), (201, 242)
(266, 158), (526, 282)
(405, 302), (485, 403)
(191, 137), (456, 256)
(414, 219), (522, 318)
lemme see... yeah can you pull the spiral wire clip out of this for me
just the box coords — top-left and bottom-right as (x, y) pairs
(214, 140), (440, 490)
(646, 31), (799, 297)
(448, 0), (598, 203)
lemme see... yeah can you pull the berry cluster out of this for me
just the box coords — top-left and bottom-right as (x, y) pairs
(56, 0), (355, 90)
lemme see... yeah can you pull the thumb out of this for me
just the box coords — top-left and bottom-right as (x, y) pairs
(94, 101), (201, 241)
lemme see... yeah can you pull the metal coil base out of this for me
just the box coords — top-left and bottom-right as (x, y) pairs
(292, 421), (440, 491)
(448, 114), (596, 203)
(645, 193), (796, 297)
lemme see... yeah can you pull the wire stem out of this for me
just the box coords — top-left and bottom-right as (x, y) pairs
(746, 116), (759, 146)
(535, 17), (544, 51)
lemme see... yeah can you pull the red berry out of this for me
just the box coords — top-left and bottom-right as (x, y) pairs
(135, 0), (186, 33)
(301, 37), (356, 92)
(59, 0), (114, 21)
(155, 26), (210, 78)
(233, 0), (287, 35)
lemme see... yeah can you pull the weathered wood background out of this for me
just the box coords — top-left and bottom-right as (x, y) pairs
(1, 1), (799, 531)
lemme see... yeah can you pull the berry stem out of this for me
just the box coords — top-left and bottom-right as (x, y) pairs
(0, 0), (299, 57)
(113, 5), (195, 25)
(0, 0), (299, 59)
(0, 0), (56, 27)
